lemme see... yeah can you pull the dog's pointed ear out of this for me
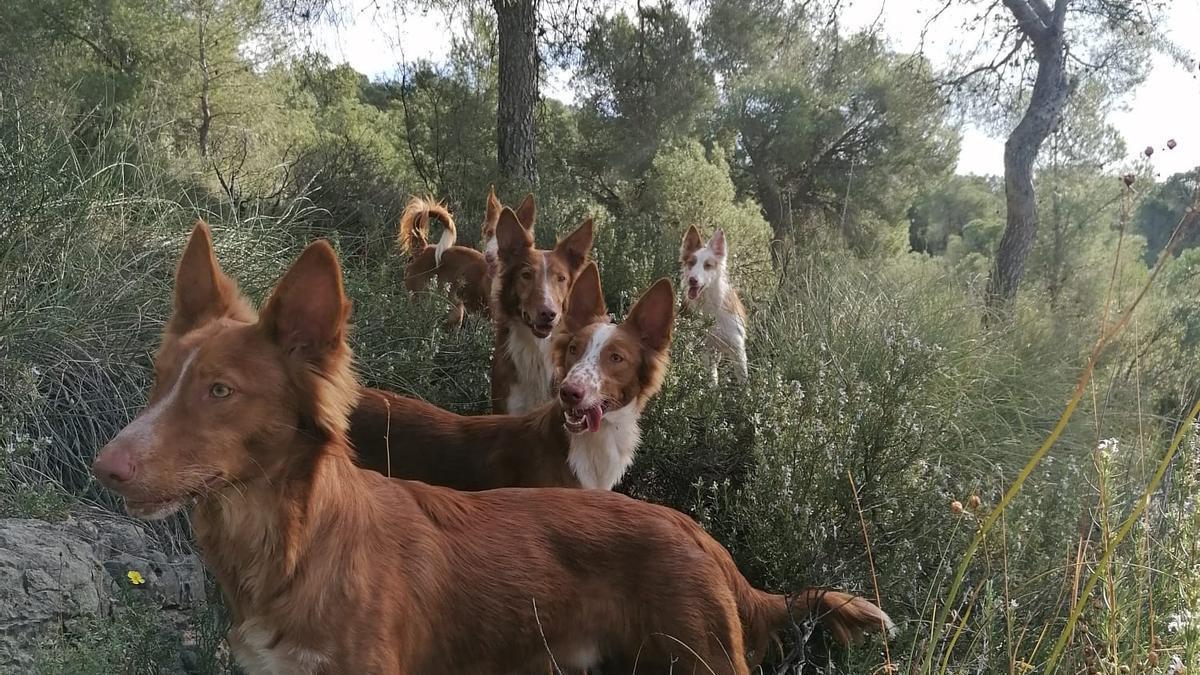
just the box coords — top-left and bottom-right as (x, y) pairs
(565, 262), (606, 332)
(485, 184), (501, 225)
(681, 225), (702, 258)
(259, 241), (351, 363)
(555, 218), (594, 273)
(705, 227), (724, 255)
(515, 193), (536, 231)
(168, 220), (239, 335)
(708, 229), (727, 258)
(625, 278), (674, 353)
(496, 207), (533, 260)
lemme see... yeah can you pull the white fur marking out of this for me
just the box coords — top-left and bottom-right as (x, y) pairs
(540, 254), (553, 315)
(504, 325), (555, 414)
(434, 222), (455, 264)
(232, 618), (330, 675)
(561, 324), (642, 489)
(120, 348), (199, 446)
(568, 403), (641, 489)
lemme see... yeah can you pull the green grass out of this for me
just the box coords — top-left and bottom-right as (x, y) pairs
(3, 96), (1199, 674)
(33, 586), (232, 675)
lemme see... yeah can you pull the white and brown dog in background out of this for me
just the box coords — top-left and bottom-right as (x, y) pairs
(680, 225), (748, 385)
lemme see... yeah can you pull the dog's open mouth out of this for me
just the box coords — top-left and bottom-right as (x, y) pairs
(524, 315), (555, 338)
(687, 284), (701, 300)
(563, 402), (610, 434)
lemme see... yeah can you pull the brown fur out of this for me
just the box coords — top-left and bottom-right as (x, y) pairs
(350, 263), (671, 491)
(491, 208), (594, 413)
(93, 222), (893, 674)
(400, 188), (534, 330)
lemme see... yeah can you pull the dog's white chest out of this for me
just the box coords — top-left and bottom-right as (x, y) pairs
(567, 404), (641, 489)
(504, 328), (554, 413)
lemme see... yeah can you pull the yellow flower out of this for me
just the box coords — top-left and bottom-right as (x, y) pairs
(126, 570), (145, 586)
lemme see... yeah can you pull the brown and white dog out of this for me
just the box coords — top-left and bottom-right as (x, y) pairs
(490, 207), (594, 414)
(399, 187), (535, 329)
(92, 222), (892, 674)
(680, 225), (748, 384)
(350, 262), (668, 492)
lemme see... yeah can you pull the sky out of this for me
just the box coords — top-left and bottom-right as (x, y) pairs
(309, 0), (1200, 178)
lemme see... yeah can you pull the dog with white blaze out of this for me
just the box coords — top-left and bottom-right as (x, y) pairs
(679, 225), (748, 385)
(555, 266), (674, 491)
(349, 263), (672, 493)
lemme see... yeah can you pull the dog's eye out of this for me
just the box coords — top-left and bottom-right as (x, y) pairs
(210, 383), (232, 399)
(704, 261), (715, 270)
(609, 352), (624, 364)
(557, 274), (567, 283)
(568, 342), (578, 356)
(521, 268), (534, 280)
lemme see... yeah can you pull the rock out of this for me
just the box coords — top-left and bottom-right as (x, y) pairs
(0, 511), (205, 671)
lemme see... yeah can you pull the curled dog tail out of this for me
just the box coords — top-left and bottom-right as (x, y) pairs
(749, 587), (894, 656)
(397, 196), (457, 263)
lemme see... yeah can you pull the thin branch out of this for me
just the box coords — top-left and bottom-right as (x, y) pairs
(38, 9), (130, 74)
(941, 32), (1026, 88)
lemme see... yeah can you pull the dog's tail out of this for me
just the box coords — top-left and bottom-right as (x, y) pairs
(397, 196), (457, 264)
(751, 587), (894, 651)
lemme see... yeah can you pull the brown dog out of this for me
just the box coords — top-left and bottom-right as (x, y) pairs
(399, 186), (535, 329)
(491, 208), (594, 414)
(351, 263), (669, 491)
(93, 222), (893, 674)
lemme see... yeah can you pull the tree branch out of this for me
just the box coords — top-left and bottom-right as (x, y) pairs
(941, 32), (1026, 88)
(38, 8), (130, 74)
(1001, 0), (1049, 44)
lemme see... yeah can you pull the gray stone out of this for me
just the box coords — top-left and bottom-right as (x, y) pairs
(0, 511), (206, 671)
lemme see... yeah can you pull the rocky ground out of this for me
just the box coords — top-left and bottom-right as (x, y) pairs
(0, 511), (209, 672)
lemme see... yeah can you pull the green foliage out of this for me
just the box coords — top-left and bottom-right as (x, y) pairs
(3, 0), (1200, 673)
(909, 174), (1004, 254)
(704, 0), (958, 255)
(596, 140), (773, 300)
(574, 5), (715, 181)
(34, 586), (231, 675)
(1135, 167), (1200, 263)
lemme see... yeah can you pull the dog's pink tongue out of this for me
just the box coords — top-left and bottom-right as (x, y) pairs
(687, 286), (699, 300)
(584, 406), (603, 433)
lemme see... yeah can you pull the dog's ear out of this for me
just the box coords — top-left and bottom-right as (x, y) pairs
(681, 224), (702, 258)
(564, 262), (607, 333)
(707, 229), (727, 258)
(496, 207), (534, 260)
(485, 184), (501, 225)
(515, 193), (536, 231)
(625, 278), (674, 353)
(555, 218), (594, 273)
(168, 220), (241, 336)
(259, 241), (351, 364)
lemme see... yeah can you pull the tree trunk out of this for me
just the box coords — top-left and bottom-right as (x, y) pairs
(493, 0), (538, 187)
(197, 13), (212, 158)
(746, 142), (789, 269)
(986, 0), (1073, 310)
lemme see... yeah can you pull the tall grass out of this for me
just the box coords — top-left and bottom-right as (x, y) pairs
(3, 99), (1200, 674)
